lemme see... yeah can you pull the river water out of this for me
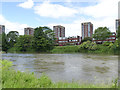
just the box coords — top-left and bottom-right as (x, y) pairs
(2, 53), (118, 84)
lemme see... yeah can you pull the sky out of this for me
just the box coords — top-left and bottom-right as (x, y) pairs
(0, 0), (119, 37)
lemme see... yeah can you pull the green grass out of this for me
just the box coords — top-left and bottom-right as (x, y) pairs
(51, 44), (118, 55)
(51, 45), (80, 53)
(1, 60), (118, 88)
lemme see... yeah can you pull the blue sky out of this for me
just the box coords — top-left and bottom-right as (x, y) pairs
(0, 0), (119, 36)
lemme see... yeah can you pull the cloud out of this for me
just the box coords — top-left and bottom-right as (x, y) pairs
(74, 17), (116, 33)
(34, 1), (78, 18)
(0, 15), (29, 35)
(47, 15), (117, 37)
(48, 23), (81, 37)
(18, 0), (34, 9)
(38, 0), (118, 37)
(14, 0), (118, 37)
(79, 0), (118, 18)
(47, 17), (85, 37)
(77, 0), (118, 32)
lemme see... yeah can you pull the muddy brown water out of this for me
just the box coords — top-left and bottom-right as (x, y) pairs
(2, 53), (118, 84)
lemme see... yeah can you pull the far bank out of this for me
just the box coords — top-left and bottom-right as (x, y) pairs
(6, 40), (118, 55)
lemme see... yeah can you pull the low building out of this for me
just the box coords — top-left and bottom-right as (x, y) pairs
(93, 32), (116, 44)
(56, 36), (82, 46)
(0, 25), (5, 34)
(24, 27), (34, 35)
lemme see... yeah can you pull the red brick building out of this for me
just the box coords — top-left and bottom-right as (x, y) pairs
(0, 25), (5, 34)
(56, 36), (82, 46)
(53, 25), (65, 39)
(93, 32), (116, 44)
(24, 27), (34, 35)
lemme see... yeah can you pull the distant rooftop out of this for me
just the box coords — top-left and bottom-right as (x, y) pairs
(24, 27), (34, 29)
(116, 19), (120, 21)
(53, 25), (65, 27)
(81, 22), (92, 24)
(0, 25), (5, 26)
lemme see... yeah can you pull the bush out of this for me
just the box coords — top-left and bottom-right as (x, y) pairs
(103, 41), (112, 46)
(79, 41), (98, 51)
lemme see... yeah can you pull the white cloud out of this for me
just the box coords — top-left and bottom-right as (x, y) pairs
(0, 15), (29, 35)
(77, 0), (118, 32)
(47, 19), (83, 37)
(47, 15), (117, 37)
(13, 0), (119, 37)
(47, 0), (118, 37)
(34, 1), (78, 18)
(74, 17), (116, 33)
(79, 0), (118, 18)
(18, 0), (34, 9)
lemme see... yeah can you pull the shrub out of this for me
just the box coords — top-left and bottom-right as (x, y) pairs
(79, 41), (98, 51)
(103, 41), (112, 46)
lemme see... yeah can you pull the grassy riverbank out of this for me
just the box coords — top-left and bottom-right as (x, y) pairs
(5, 40), (119, 55)
(51, 40), (119, 55)
(1, 60), (118, 88)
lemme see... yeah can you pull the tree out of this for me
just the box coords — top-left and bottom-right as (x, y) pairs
(14, 35), (34, 52)
(116, 26), (120, 38)
(2, 32), (9, 52)
(93, 27), (111, 41)
(33, 26), (55, 52)
(118, 26), (120, 55)
(7, 31), (19, 48)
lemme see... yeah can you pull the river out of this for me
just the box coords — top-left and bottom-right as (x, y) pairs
(2, 53), (118, 84)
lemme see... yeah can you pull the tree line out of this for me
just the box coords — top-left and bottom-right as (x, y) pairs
(1, 26), (120, 53)
(1, 26), (56, 52)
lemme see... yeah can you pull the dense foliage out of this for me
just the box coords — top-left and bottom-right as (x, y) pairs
(2, 26), (55, 53)
(10, 35), (34, 52)
(33, 26), (55, 52)
(116, 26), (120, 55)
(2, 32), (9, 52)
(52, 40), (119, 55)
(7, 31), (19, 49)
(1, 60), (117, 88)
(1, 26), (119, 54)
(93, 27), (111, 41)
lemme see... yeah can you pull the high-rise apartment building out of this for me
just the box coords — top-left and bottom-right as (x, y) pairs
(116, 19), (120, 31)
(53, 25), (65, 39)
(0, 25), (5, 34)
(24, 27), (34, 35)
(81, 22), (93, 40)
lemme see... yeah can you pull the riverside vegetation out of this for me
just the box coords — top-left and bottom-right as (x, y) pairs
(1, 60), (118, 88)
(51, 40), (119, 55)
(1, 26), (55, 53)
(0, 26), (120, 55)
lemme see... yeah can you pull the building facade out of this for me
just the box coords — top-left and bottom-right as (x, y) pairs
(0, 25), (5, 34)
(81, 22), (93, 40)
(53, 25), (65, 39)
(93, 32), (116, 44)
(116, 19), (120, 31)
(56, 36), (82, 46)
(24, 27), (34, 35)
